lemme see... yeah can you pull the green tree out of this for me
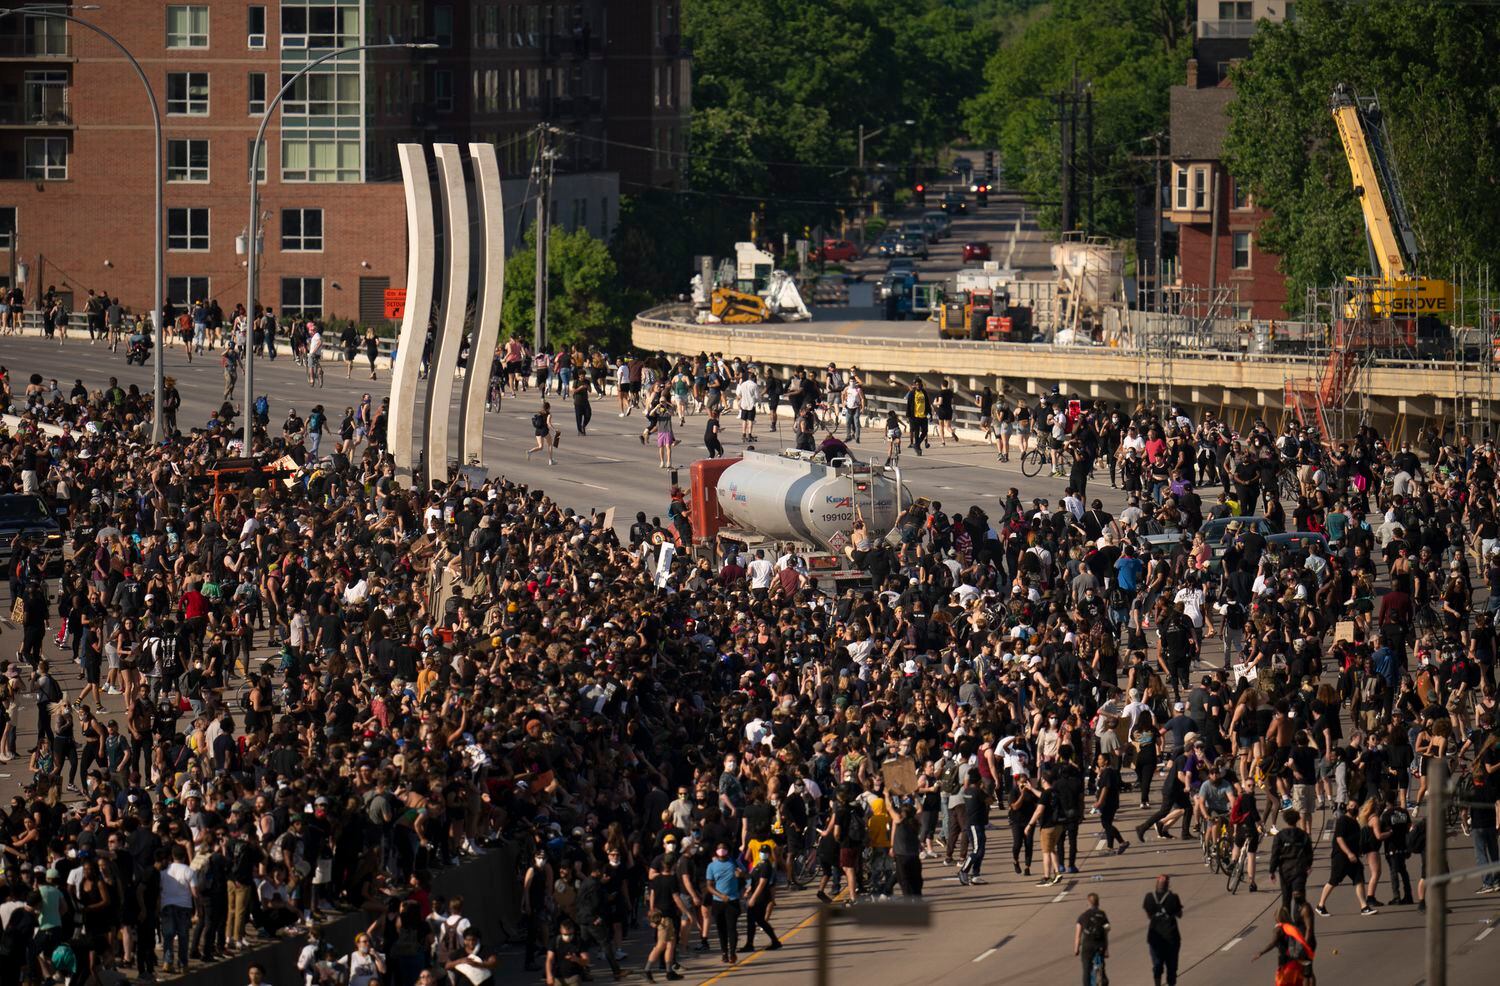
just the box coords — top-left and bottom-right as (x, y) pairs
(1224, 0), (1500, 310)
(963, 0), (1189, 238)
(504, 224), (630, 350)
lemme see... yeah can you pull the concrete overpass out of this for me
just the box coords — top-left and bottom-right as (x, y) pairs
(633, 305), (1491, 437)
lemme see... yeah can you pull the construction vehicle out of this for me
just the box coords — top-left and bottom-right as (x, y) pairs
(684, 450), (912, 591)
(1329, 85), (1454, 321)
(1286, 86), (1457, 442)
(937, 285), (1034, 341)
(708, 286), (772, 323)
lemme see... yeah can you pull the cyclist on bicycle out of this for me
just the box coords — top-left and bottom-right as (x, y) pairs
(1196, 762), (1235, 849)
(1074, 893), (1110, 985)
(1230, 774), (1264, 892)
(306, 322), (324, 384)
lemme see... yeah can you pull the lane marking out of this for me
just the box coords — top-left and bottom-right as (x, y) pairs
(1478, 925), (1496, 942)
(973, 948), (996, 963)
(1051, 888), (1069, 903)
(694, 898), (827, 986)
(1221, 937), (1244, 952)
(568, 480), (610, 491)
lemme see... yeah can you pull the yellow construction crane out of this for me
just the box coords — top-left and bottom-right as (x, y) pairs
(1329, 84), (1453, 319)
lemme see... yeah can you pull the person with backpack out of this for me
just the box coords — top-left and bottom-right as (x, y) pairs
(526, 402), (555, 466)
(1252, 901), (1316, 986)
(1074, 892), (1110, 986)
(1268, 808), (1315, 910)
(1141, 874), (1183, 986)
(224, 828), (264, 951)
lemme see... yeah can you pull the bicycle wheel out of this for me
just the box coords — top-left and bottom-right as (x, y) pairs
(1090, 954), (1107, 986)
(1226, 850), (1246, 894)
(1021, 448), (1044, 478)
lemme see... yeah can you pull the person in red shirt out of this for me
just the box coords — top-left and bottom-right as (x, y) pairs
(179, 583), (210, 659)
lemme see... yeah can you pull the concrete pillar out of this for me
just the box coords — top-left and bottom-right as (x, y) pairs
(459, 143), (506, 468)
(388, 144), (437, 486)
(423, 144), (471, 489)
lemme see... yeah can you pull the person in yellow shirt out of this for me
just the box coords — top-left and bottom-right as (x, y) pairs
(416, 655), (440, 700)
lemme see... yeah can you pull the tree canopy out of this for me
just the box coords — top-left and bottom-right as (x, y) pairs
(963, 0), (1190, 239)
(1224, 0), (1500, 310)
(504, 224), (632, 351)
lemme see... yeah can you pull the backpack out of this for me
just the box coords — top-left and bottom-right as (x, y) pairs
(254, 395), (270, 418)
(938, 761), (961, 796)
(531, 412), (546, 431)
(845, 807), (868, 848)
(1080, 908), (1110, 946)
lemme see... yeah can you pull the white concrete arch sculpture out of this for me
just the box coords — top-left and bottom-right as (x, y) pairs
(459, 143), (506, 467)
(423, 143), (471, 488)
(389, 144), (436, 486)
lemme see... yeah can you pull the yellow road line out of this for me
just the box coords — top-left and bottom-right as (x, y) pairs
(694, 894), (842, 986)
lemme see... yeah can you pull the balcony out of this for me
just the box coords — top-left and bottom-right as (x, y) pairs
(1198, 19), (1257, 39)
(0, 33), (71, 58)
(0, 93), (72, 128)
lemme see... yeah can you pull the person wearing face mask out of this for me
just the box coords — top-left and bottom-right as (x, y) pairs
(642, 838), (684, 982)
(573, 861), (624, 981)
(546, 919), (589, 986)
(522, 850), (553, 972)
(719, 755), (745, 819)
(341, 933), (386, 986)
(743, 846), (782, 952)
(704, 842), (746, 964)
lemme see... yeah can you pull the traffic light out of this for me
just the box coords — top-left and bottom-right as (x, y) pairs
(976, 183), (989, 207)
(914, 182), (926, 205)
(984, 150), (995, 179)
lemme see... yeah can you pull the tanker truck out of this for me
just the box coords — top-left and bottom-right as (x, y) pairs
(683, 449), (912, 591)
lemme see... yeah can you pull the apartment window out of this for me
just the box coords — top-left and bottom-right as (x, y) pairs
(1232, 180), (1250, 210)
(167, 207), (209, 251)
(1174, 167), (1189, 210)
(166, 5), (209, 49)
(166, 138), (209, 182)
(282, 137), (360, 182)
(434, 70), (453, 112)
(1285, 2), (1298, 21)
(0, 207), (15, 249)
(167, 276), (210, 307)
(1218, 1), (1252, 19)
(282, 4), (359, 49)
(248, 5), (266, 48)
(1192, 167), (1208, 210)
(1232, 231), (1252, 270)
(433, 5), (454, 46)
(166, 72), (209, 115)
(248, 72), (267, 114)
(281, 208), (323, 251)
(281, 71), (360, 118)
(248, 140), (266, 182)
(281, 276), (323, 316)
(23, 136), (67, 179)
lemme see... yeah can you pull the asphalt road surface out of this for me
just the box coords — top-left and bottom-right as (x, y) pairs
(2, 337), (1497, 985)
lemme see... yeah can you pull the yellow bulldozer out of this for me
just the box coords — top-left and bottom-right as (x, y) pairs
(709, 286), (772, 324)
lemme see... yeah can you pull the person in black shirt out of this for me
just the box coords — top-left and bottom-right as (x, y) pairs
(957, 771), (990, 885)
(1381, 799), (1414, 904)
(742, 847), (781, 951)
(546, 918), (591, 985)
(1142, 874), (1183, 986)
(1314, 800), (1377, 915)
(1094, 753), (1128, 853)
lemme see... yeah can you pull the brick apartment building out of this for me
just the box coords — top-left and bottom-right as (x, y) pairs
(1161, 0), (1291, 320)
(0, 1), (690, 326)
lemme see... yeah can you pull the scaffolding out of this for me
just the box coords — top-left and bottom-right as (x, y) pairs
(1449, 266), (1496, 444)
(1132, 282), (1241, 413)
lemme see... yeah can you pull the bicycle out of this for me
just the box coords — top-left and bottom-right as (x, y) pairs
(1226, 840), (1250, 893)
(1088, 951), (1107, 986)
(307, 354), (325, 388)
(1201, 815), (1232, 874)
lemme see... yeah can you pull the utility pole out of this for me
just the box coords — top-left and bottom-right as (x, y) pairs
(1427, 758), (1447, 986)
(1058, 89), (1074, 233)
(1084, 86), (1095, 236)
(532, 126), (554, 353)
(1154, 133), (1165, 313)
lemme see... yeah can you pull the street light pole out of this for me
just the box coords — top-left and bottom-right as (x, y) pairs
(242, 40), (433, 454)
(856, 119), (914, 247)
(5, 5), (163, 441)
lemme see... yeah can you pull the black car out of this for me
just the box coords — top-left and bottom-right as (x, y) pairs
(0, 493), (64, 570)
(941, 191), (967, 215)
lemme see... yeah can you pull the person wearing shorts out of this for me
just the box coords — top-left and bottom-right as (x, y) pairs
(1315, 800), (1377, 915)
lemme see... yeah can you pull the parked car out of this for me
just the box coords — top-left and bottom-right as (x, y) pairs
(894, 233), (929, 260)
(1143, 515), (1276, 574)
(923, 211), (952, 239)
(1265, 531), (1329, 565)
(962, 242), (991, 262)
(814, 238), (860, 263)
(0, 493), (64, 572)
(941, 191), (967, 215)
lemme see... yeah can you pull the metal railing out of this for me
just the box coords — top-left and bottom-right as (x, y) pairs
(1198, 19), (1257, 39)
(0, 33), (71, 57)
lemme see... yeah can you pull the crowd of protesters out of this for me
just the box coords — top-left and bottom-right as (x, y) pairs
(0, 347), (1497, 986)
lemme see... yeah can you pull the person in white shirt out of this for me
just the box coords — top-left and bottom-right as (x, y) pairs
(746, 549), (774, 592)
(735, 375), (761, 441)
(842, 378), (865, 443)
(161, 845), (198, 972)
(341, 932), (387, 986)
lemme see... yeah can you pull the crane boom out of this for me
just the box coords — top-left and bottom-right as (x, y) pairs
(1330, 85), (1413, 280)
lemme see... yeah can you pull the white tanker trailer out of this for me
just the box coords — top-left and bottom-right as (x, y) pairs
(687, 449), (912, 589)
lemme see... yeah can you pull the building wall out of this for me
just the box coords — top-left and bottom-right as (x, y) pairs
(1173, 164), (1286, 319)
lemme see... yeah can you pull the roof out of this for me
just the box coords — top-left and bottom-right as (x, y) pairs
(1169, 85), (1234, 161)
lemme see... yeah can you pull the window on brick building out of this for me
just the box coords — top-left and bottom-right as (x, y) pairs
(1232, 180), (1251, 210)
(166, 72), (209, 115)
(281, 208), (323, 251)
(167, 207), (209, 251)
(248, 6), (267, 48)
(248, 73), (267, 114)
(0, 207), (15, 249)
(23, 136), (66, 180)
(281, 276), (323, 317)
(1192, 167), (1208, 210)
(1232, 231), (1252, 270)
(248, 140), (266, 182)
(167, 139), (209, 182)
(434, 70), (453, 112)
(167, 276), (209, 307)
(166, 6), (209, 49)
(1174, 167), (1188, 210)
